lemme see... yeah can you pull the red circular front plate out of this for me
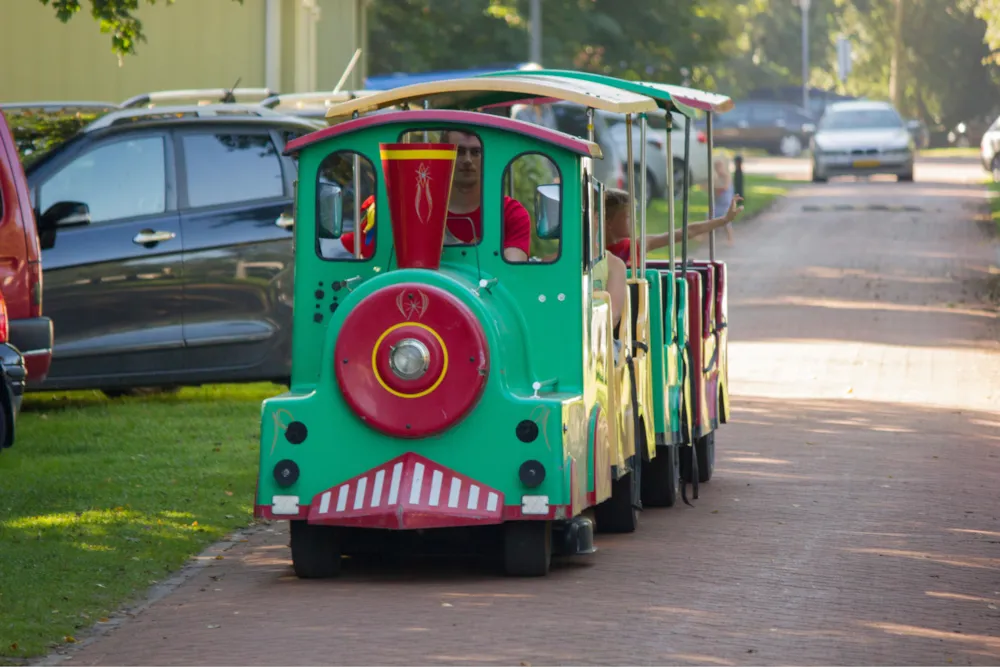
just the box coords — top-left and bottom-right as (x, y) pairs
(334, 283), (489, 438)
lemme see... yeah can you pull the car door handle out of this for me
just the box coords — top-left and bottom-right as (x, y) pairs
(275, 212), (294, 229)
(132, 230), (176, 245)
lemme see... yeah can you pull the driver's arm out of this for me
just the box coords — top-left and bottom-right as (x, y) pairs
(503, 247), (529, 262)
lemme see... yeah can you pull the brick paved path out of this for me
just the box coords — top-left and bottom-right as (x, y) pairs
(58, 164), (1000, 665)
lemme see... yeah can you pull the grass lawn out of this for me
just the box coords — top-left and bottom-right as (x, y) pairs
(646, 174), (797, 260)
(0, 383), (284, 660)
(988, 180), (1000, 234)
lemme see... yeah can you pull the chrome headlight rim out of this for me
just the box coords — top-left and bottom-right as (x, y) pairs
(388, 338), (431, 380)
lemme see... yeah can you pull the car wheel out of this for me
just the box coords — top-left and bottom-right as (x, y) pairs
(992, 156), (1000, 183)
(780, 134), (803, 157)
(631, 166), (655, 206)
(811, 161), (827, 183)
(672, 158), (687, 199)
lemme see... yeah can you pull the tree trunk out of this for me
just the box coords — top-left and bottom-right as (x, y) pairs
(889, 0), (905, 106)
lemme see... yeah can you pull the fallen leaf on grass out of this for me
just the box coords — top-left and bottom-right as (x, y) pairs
(10, 643), (18, 651)
(225, 490), (234, 496)
(64, 636), (76, 643)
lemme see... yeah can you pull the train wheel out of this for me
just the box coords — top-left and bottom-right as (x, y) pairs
(696, 432), (715, 483)
(641, 444), (679, 508)
(290, 521), (342, 578)
(503, 521), (552, 577)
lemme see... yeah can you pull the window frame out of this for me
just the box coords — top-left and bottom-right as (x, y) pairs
(501, 149), (563, 266)
(173, 126), (287, 213)
(35, 129), (174, 227)
(314, 148), (378, 263)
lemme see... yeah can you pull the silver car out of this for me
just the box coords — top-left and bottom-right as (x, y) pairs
(811, 101), (915, 183)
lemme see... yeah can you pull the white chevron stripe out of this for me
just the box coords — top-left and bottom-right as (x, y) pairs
(447, 478), (461, 508)
(429, 470), (443, 506)
(354, 476), (368, 510)
(409, 463), (425, 504)
(336, 485), (349, 512)
(388, 462), (402, 504)
(319, 491), (331, 514)
(372, 470), (385, 508)
(467, 485), (480, 510)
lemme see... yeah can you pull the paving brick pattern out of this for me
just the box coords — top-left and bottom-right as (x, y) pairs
(58, 166), (1000, 665)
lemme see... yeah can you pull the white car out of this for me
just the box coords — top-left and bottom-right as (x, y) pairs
(811, 100), (915, 182)
(979, 115), (1000, 181)
(602, 109), (710, 201)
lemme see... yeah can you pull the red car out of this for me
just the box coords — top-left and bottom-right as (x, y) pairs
(0, 109), (53, 386)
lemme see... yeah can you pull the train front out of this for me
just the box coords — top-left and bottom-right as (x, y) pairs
(254, 138), (594, 574)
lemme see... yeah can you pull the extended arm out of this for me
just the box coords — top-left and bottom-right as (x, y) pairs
(645, 194), (744, 252)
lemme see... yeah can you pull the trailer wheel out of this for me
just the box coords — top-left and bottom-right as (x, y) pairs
(290, 521), (342, 578)
(641, 444), (679, 507)
(503, 521), (552, 577)
(696, 432), (715, 483)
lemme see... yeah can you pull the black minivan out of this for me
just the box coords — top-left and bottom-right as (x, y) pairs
(15, 102), (321, 395)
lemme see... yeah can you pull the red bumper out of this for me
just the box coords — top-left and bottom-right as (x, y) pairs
(257, 453), (506, 530)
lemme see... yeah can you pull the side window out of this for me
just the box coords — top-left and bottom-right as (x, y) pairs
(553, 106), (589, 139)
(315, 150), (376, 261)
(181, 132), (284, 209)
(502, 152), (561, 263)
(39, 135), (165, 224)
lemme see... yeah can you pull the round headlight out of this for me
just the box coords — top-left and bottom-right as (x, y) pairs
(389, 338), (430, 380)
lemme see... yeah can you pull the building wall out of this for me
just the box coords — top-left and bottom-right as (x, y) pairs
(0, 0), (366, 104)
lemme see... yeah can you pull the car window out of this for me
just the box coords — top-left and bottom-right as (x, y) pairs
(819, 108), (903, 130)
(750, 104), (784, 123)
(181, 132), (284, 208)
(39, 135), (166, 223)
(552, 106), (589, 139)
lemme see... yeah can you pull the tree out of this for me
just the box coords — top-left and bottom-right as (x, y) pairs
(36, 0), (242, 61)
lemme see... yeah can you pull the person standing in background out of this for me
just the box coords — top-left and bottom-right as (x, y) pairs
(712, 154), (735, 243)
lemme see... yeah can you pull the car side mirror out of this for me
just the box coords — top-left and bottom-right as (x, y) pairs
(535, 183), (561, 240)
(38, 201), (90, 250)
(42, 201), (90, 228)
(802, 123), (816, 134)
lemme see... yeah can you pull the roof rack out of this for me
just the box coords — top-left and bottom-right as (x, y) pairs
(85, 103), (283, 131)
(259, 91), (377, 110)
(120, 88), (278, 109)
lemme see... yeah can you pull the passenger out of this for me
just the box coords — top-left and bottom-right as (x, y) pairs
(340, 130), (532, 262)
(603, 187), (743, 265)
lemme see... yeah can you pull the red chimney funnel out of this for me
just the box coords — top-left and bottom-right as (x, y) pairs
(379, 143), (457, 270)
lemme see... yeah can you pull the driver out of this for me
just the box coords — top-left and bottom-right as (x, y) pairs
(340, 130), (532, 262)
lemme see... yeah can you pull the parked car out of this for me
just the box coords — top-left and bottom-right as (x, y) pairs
(601, 108), (710, 202)
(979, 114), (1000, 180)
(0, 291), (27, 452)
(0, 109), (54, 387)
(904, 117), (930, 150)
(510, 101), (628, 193)
(707, 100), (817, 157)
(14, 98), (322, 395)
(810, 100), (914, 182)
(745, 85), (857, 121)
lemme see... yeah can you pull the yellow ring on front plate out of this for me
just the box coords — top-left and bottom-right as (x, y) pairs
(371, 322), (449, 399)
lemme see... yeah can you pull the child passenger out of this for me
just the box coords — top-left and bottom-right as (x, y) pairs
(603, 187), (743, 265)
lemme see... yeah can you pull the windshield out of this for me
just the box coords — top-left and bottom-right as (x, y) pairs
(819, 108), (903, 131)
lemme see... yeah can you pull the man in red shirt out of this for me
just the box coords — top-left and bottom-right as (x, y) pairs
(340, 129), (532, 262)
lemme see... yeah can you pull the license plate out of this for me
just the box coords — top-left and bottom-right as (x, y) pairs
(853, 159), (880, 168)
